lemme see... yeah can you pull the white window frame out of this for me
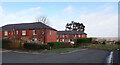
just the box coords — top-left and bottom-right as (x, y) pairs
(60, 35), (61, 37)
(11, 31), (13, 35)
(4, 31), (8, 36)
(57, 39), (59, 42)
(68, 39), (70, 42)
(82, 34), (85, 37)
(74, 35), (76, 37)
(62, 39), (64, 42)
(50, 31), (51, 35)
(33, 30), (37, 35)
(16, 31), (18, 35)
(22, 30), (26, 35)
(66, 35), (68, 37)
(63, 35), (64, 37)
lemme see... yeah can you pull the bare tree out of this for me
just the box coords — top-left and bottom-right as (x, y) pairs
(35, 15), (49, 25)
(35, 15), (49, 44)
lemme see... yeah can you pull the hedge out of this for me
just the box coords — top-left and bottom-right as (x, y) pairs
(23, 43), (50, 50)
(75, 38), (92, 43)
(2, 39), (22, 49)
(115, 41), (120, 44)
(2, 39), (12, 49)
(47, 42), (72, 49)
(74, 38), (92, 47)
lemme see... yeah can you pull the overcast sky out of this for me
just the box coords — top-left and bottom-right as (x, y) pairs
(0, 2), (118, 37)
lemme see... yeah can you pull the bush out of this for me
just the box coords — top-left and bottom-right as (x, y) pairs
(74, 38), (92, 47)
(75, 38), (92, 43)
(115, 41), (120, 44)
(92, 41), (98, 44)
(2, 39), (21, 49)
(2, 39), (12, 49)
(102, 41), (106, 44)
(23, 43), (50, 50)
(47, 42), (72, 49)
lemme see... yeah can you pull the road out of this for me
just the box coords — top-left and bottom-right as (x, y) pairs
(2, 49), (109, 63)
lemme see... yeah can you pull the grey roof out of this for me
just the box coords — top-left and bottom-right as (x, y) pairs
(2, 22), (57, 31)
(57, 31), (87, 35)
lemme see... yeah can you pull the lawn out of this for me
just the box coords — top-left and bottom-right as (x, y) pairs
(47, 48), (76, 51)
(88, 44), (120, 50)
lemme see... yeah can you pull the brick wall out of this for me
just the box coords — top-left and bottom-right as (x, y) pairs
(46, 29), (57, 43)
(2, 29), (57, 43)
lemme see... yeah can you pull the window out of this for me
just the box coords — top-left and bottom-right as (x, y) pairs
(68, 39), (70, 42)
(66, 35), (68, 37)
(82, 34), (85, 37)
(74, 35), (76, 37)
(16, 31), (18, 34)
(50, 31), (51, 35)
(22, 30), (26, 35)
(63, 35), (64, 37)
(11, 31), (13, 35)
(62, 39), (64, 42)
(79, 35), (80, 37)
(60, 35), (62, 37)
(57, 39), (59, 42)
(33, 30), (37, 35)
(57, 35), (58, 37)
(4, 31), (8, 36)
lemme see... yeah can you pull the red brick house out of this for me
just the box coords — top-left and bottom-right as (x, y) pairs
(57, 31), (87, 42)
(1, 22), (57, 44)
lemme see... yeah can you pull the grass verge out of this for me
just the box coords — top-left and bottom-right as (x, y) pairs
(88, 44), (120, 50)
(47, 48), (76, 51)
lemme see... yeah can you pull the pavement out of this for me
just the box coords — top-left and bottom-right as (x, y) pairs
(2, 48), (109, 63)
(1, 48), (88, 55)
(113, 50), (120, 65)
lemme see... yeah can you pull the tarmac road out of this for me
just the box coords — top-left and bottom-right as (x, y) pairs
(2, 49), (109, 63)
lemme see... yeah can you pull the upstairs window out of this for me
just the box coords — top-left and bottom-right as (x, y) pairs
(60, 35), (62, 37)
(82, 34), (85, 37)
(11, 31), (13, 35)
(16, 31), (18, 34)
(4, 31), (8, 36)
(66, 35), (68, 37)
(79, 35), (81, 37)
(74, 35), (76, 37)
(33, 30), (37, 35)
(22, 30), (26, 35)
(50, 31), (51, 35)
(63, 35), (64, 37)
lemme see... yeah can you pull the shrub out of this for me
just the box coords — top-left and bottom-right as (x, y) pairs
(92, 41), (98, 44)
(2, 39), (22, 49)
(115, 41), (120, 44)
(47, 42), (72, 49)
(23, 43), (50, 50)
(102, 41), (106, 44)
(74, 38), (92, 47)
(75, 38), (92, 43)
(2, 39), (12, 49)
